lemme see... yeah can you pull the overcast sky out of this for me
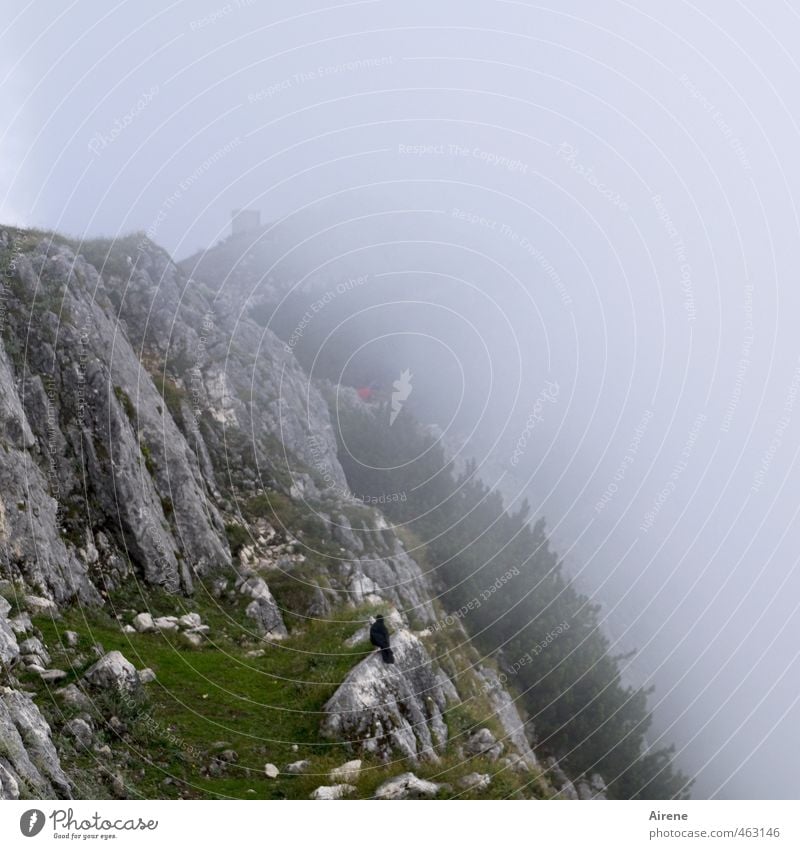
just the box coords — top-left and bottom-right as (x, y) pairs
(3, 0), (800, 799)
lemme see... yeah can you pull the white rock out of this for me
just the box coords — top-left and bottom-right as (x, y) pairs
(63, 631), (79, 648)
(132, 612), (154, 633)
(64, 717), (93, 749)
(82, 651), (140, 693)
(329, 759), (362, 783)
(264, 763), (279, 779)
(38, 669), (68, 684)
(457, 772), (491, 791)
(463, 727), (504, 762)
(139, 668), (156, 684)
(179, 613), (202, 629)
(153, 617), (179, 632)
(24, 595), (57, 615)
(9, 614), (32, 635)
(321, 629), (453, 763)
(374, 772), (442, 800)
(310, 783), (356, 800)
(19, 637), (50, 667)
(0, 614), (18, 667)
(285, 759), (311, 774)
(181, 632), (204, 648)
(55, 684), (92, 710)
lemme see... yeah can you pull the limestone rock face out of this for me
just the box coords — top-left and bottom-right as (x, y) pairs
(321, 630), (454, 763)
(577, 773), (608, 800)
(0, 236), (231, 599)
(0, 687), (71, 799)
(545, 757), (579, 800)
(477, 665), (538, 768)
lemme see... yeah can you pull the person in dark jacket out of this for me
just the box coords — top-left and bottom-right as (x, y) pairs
(369, 614), (395, 664)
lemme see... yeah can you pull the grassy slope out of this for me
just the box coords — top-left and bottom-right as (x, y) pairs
(5, 579), (552, 800)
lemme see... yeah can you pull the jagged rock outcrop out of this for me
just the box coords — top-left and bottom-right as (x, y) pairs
(237, 575), (288, 637)
(321, 629), (455, 763)
(0, 229), (597, 802)
(98, 241), (349, 500)
(463, 727), (504, 762)
(477, 665), (538, 768)
(0, 687), (71, 799)
(577, 773), (608, 800)
(310, 783), (356, 800)
(0, 235), (231, 597)
(545, 756), (579, 800)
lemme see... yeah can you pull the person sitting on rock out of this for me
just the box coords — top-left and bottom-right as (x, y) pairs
(369, 614), (395, 664)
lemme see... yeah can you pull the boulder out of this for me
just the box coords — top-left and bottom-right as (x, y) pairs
(239, 577), (288, 637)
(181, 632), (204, 648)
(179, 613), (202, 629)
(132, 612), (155, 633)
(139, 668), (156, 684)
(457, 772), (491, 792)
(499, 754), (530, 774)
(82, 651), (140, 693)
(310, 783), (356, 800)
(0, 610), (19, 667)
(374, 772), (442, 800)
(9, 614), (32, 635)
(38, 669), (68, 684)
(24, 595), (58, 615)
(63, 717), (93, 749)
(56, 684), (93, 711)
(153, 617), (179, 632)
(576, 773), (607, 800)
(329, 759), (362, 783)
(264, 763), (279, 779)
(19, 637), (50, 667)
(63, 631), (79, 648)
(463, 728), (504, 762)
(284, 759), (311, 774)
(321, 630), (454, 764)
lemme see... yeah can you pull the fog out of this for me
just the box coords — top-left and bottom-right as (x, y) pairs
(3, 0), (800, 798)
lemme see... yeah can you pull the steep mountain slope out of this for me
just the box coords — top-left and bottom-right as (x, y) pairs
(0, 227), (585, 800)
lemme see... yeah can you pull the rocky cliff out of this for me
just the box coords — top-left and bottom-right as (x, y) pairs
(0, 228), (597, 800)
